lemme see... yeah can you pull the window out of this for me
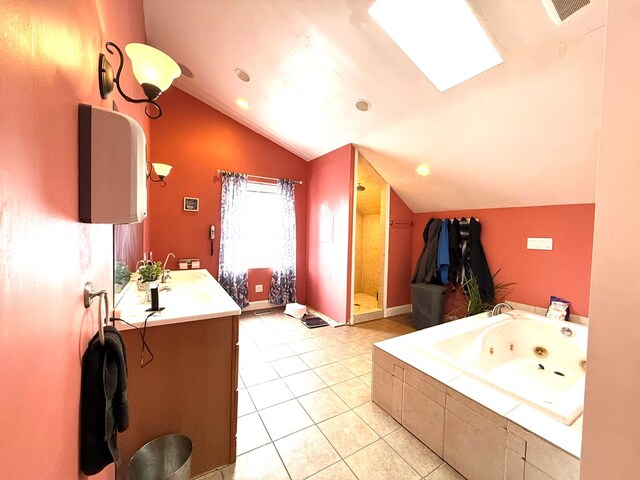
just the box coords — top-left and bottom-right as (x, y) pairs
(245, 182), (279, 268)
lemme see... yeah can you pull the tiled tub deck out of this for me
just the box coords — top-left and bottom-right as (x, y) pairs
(372, 346), (581, 480)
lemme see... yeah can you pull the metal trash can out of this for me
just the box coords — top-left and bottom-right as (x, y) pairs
(411, 283), (446, 330)
(128, 434), (192, 480)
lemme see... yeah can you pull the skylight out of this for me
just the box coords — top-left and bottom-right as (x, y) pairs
(369, 0), (503, 92)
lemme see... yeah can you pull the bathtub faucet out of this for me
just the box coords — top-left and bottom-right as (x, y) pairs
(490, 302), (513, 317)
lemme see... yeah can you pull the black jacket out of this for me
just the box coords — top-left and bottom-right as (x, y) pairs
(412, 218), (442, 284)
(467, 217), (495, 302)
(80, 326), (129, 475)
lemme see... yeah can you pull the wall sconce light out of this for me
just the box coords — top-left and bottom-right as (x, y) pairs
(147, 162), (173, 187)
(99, 41), (181, 119)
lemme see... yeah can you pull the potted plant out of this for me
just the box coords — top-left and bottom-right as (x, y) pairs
(137, 261), (164, 291)
(114, 262), (132, 293)
(453, 270), (515, 318)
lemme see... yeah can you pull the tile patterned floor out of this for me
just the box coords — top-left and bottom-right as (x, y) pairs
(198, 310), (466, 480)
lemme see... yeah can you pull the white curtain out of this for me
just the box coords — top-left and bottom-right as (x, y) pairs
(268, 179), (297, 305)
(218, 172), (249, 308)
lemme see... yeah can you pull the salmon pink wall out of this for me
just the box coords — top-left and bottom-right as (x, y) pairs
(412, 204), (594, 316)
(306, 145), (355, 322)
(387, 189), (414, 308)
(581, 0), (640, 475)
(148, 88), (308, 303)
(0, 0), (149, 478)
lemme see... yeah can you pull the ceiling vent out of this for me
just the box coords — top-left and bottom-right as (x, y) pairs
(541, 0), (590, 25)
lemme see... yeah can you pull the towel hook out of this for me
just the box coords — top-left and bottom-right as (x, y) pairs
(84, 282), (109, 345)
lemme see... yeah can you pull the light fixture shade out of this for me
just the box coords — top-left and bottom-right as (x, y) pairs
(416, 164), (431, 176)
(125, 43), (181, 95)
(152, 163), (173, 178)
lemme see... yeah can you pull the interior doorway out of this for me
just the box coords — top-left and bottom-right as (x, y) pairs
(352, 151), (389, 323)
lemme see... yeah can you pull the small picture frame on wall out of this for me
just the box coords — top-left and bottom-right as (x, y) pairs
(183, 197), (199, 212)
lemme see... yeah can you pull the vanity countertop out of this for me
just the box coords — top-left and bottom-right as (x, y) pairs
(114, 269), (241, 330)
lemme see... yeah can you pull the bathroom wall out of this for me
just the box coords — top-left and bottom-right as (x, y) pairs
(581, 0), (640, 476)
(0, 0), (149, 478)
(148, 88), (308, 304)
(412, 204), (595, 316)
(306, 144), (355, 323)
(387, 189), (414, 308)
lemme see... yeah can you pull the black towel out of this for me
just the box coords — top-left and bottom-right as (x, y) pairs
(80, 325), (129, 475)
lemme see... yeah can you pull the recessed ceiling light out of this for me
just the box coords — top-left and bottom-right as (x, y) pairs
(369, 0), (503, 92)
(416, 164), (431, 176)
(235, 97), (250, 110)
(355, 99), (371, 112)
(235, 68), (251, 82)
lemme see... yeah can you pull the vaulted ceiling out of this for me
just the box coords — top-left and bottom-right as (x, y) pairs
(143, 0), (607, 212)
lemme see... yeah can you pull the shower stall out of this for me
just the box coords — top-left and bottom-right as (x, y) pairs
(352, 153), (388, 323)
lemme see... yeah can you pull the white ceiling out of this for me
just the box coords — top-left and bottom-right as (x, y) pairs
(143, 0), (607, 212)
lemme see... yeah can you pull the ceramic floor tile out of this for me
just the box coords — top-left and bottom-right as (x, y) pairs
(299, 349), (335, 369)
(238, 388), (256, 417)
(270, 356), (309, 377)
(324, 344), (359, 362)
(307, 461), (357, 480)
(353, 401), (401, 437)
(247, 378), (294, 410)
(236, 412), (271, 455)
(331, 377), (371, 409)
(298, 388), (350, 423)
(288, 338), (320, 355)
(278, 330), (311, 343)
(238, 375), (245, 390)
(311, 334), (344, 349)
(344, 439), (420, 480)
(261, 344), (296, 362)
(259, 399), (314, 440)
(424, 463), (466, 480)
(221, 443), (290, 480)
(282, 370), (327, 397)
(274, 426), (340, 480)
(340, 354), (372, 376)
(313, 362), (355, 386)
(318, 410), (379, 457)
(240, 363), (279, 387)
(359, 372), (372, 386)
(239, 348), (268, 369)
(384, 427), (443, 477)
(347, 338), (377, 355)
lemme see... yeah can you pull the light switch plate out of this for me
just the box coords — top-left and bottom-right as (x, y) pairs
(255, 284), (263, 293)
(527, 237), (553, 250)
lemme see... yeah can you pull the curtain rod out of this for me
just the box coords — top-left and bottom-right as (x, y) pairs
(216, 169), (302, 185)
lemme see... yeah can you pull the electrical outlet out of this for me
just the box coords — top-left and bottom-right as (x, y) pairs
(527, 237), (553, 250)
(255, 284), (263, 293)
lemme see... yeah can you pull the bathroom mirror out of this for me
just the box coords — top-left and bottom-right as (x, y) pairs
(113, 223), (144, 307)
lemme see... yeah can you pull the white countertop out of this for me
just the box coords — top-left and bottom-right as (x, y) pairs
(113, 269), (241, 330)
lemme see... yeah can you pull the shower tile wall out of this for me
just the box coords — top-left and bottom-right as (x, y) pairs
(355, 212), (364, 294)
(362, 214), (382, 300)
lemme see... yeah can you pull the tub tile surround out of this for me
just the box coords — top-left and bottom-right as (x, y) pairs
(372, 316), (584, 480)
(506, 300), (589, 326)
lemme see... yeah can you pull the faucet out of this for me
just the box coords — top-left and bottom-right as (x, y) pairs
(490, 302), (513, 317)
(161, 252), (175, 283)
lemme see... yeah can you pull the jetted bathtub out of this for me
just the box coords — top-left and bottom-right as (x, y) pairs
(407, 310), (588, 425)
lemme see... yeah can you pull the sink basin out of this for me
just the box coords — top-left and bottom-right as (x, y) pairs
(168, 271), (207, 283)
(161, 289), (215, 306)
